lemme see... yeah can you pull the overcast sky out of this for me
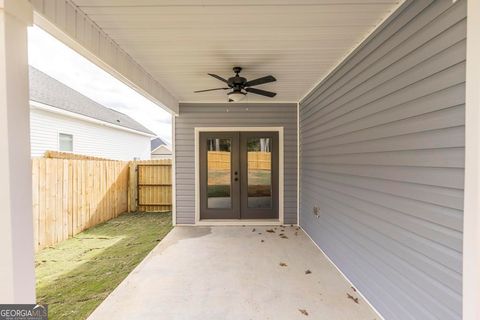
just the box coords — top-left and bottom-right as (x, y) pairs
(27, 26), (172, 144)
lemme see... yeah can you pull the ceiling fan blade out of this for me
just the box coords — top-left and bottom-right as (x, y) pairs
(194, 87), (229, 93)
(246, 87), (276, 98)
(245, 75), (276, 87)
(208, 73), (228, 84)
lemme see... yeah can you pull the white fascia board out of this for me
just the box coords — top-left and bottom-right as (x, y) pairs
(29, 0), (179, 115)
(30, 100), (156, 138)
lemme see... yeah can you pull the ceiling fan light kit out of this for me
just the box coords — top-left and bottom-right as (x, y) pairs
(194, 67), (277, 102)
(228, 91), (246, 102)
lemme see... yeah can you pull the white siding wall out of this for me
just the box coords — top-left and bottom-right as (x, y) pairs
(30, 108), (151, 160)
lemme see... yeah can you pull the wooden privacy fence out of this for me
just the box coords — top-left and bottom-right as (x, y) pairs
(128, 159), (172, 213)
(31, 156), (173, 251)
(207, 151), (271, 170)
(32, 158), (129, 251)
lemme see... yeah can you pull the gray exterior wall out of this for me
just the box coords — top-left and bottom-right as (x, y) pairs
(299, 1), (466, 319)
(175, 103), (297, 225)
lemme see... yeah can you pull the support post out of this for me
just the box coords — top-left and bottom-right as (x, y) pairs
(464, 0), (480, 319)
(0, 0), (35, 303)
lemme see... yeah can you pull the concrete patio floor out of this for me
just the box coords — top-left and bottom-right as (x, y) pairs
(88, 226), (379, 320)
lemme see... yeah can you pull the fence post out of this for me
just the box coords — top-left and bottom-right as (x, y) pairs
(128, 161), (138, 212)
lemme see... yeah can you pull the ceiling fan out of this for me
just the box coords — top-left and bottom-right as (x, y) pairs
(194, 67), (276, 102)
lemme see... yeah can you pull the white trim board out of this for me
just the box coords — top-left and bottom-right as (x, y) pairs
(299, 0), (407, 104)
(171, 115), (177, 226)
(297, 102), (300, 226)
(463, 0), (480, 319)
(194, 127), (284, 226)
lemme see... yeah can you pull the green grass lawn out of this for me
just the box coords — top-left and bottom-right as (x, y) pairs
(35, 212), (173, 320)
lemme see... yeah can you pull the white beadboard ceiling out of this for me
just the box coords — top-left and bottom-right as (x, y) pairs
(71, 0), (401, 103)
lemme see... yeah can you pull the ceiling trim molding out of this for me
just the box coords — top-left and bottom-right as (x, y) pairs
(178, 100), (298, 105)
(299, 0), (408, 104)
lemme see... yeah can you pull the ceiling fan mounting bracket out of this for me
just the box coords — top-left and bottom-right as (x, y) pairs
(233, 66), (242, 75)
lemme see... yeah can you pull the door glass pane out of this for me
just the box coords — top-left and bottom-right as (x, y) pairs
(207, 138), (232, 208)
(247, 138), (272, 208)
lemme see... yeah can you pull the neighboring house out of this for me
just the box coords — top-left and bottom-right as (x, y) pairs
(29, 67), (155, 160)
(150, 137), (172, 159)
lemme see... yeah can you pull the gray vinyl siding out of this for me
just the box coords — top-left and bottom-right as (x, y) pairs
(299, 1), (465, 320)
(175, 103), (298, 225)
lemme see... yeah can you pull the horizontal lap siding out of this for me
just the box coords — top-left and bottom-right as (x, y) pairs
(175, 103), (297, 224)
(299, 1), (466, 319)
(30, 108), (151, 160)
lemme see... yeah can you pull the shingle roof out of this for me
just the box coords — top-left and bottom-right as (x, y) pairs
(29, 66), (155, 136)
(151, 137), (168, 151)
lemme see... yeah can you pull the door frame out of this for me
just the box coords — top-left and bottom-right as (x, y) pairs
(194, 127), (284, 225)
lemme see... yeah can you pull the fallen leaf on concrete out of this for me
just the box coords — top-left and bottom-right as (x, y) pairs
(279, 262), (287, 267)
(252, 228), (256, 232)
(258, 232), (262, 235)
(279, 233), (284, 236)
(280, 235), (288, 239)
(261, 240), (265, 243)
(351, 286), (357, 292)
(305, 270), (312, 274)
(298, 309), (309, 316)
(266, 229), (275, 233)
(347, 293), (359, 304)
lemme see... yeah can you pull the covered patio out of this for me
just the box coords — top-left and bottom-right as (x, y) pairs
(1, 0), (480, 319)
(88, 226), (378, 320)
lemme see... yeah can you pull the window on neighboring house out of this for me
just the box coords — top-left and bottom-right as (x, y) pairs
(59, 133), (73, 152)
